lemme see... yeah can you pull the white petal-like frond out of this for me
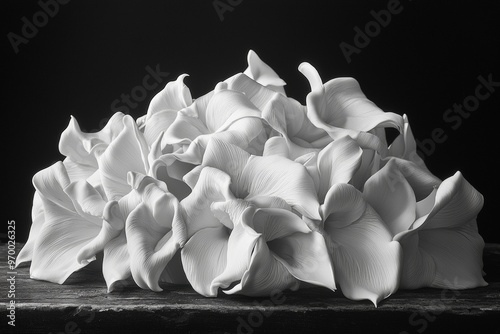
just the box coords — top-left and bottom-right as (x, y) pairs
(243, 49), (287, 94)
(59, 112), (126, 168)
(363, 159), (418, 236)
(224, 238), (300, 296)
(16, 192), (44, 267)
(181, 226), (229, 297)
(270, 231), (335, 291)
(322, 77), (403, 132)
(202, 138), (251, 195)
(388, 114), (429, 171)
(64, 180), (106, 225)
(97, 116), (150, 200)
(251, 208), (310, 242)
(204, 89), (261, 133)
(299, 62), (402, 154)
(143, 110), (178, 146)
(30, 196), (101, 284)
(261, 93), (326, 159)
(180, 166), (235, 237)
(211, 219), (260, 292)
(322, 184), (401, 306)
(145, 74), (192, 120)
(103, 231), (131, 292)
(412, 171), (483, 231)
(225, 73), (279, 111)
(394, 172), (486, 290)
(203, 138), (321, 219)
(418, 221), (487, 289)
(316, 136), (363, 202)
(126, 203), (182, 292)
(76, 201), (124, 265)
(242, 155), (321, 220)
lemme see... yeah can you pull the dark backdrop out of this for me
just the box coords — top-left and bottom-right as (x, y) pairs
(3, 0), (499, 243)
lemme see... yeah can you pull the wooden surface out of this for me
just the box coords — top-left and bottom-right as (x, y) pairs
(1, 243), (499, 334)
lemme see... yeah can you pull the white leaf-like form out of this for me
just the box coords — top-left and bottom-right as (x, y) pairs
(243, 49), (287, 95)
(29, 199), (101, 284)
(211, 199), (253, 230)
(213, 206), (333, 297)
(97, 115), (150, 201)
(152, 89), (267, 178)
(261, 92), (327, 160)
(248, 195), (292, 211)
(64, 179), (107, 225)
(143, 110), (178, 146)
(181, 226), (229, 297)
(270, 230), (334, 290)
(116, 172), (187, 291)
(242, 156), (320, 220)
(126, 172), (187, 268)
(63, 157), (96, 182)
(76, 201), (124, 265)
(363, 158), (441, 236)
(210, 216), (261, 293)
(321, 183), (402, 306)
(201, 138), (321, 220)
(178, 166), (238, 297)
(225, 73), (280, 111)
(76, 171), (186, 292)
(224, 237), (300, 297)
(160, 112), (209, 146)
(204, 90), (261, 133)
(210, 196), (293, 231)
(59, 112), (126, 168)
(151, 146), (194, 201)
(253, 208), (335, 291)
(16, 192), (44, 266)
(126, 200), (184, 292)
(388, 114), (430, 172)
(180, 165), (333, 297)
(21, 49), (488, 306)
(160, 248), (189, 285)
(24, 162), (103, 283)
(349, 147), (382, 192)
(315, 136), (363, 202)
(180, 167), (235, 238)
(393, 172), (487, 289)
(145, 74), (192, 121)
(294, 135), (366, 202)
(102, 231), (131, 292)
(19, 114), (156, 287)
(263, 136), (290, 157)
(299, 62), (403, 155)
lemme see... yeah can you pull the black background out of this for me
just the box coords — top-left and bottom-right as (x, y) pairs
(3, 0), (499, 243)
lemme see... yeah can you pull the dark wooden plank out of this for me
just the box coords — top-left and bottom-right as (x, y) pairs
(1, 243), (499, 333)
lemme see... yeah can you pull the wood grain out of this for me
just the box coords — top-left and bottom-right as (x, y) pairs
(1, 243), (499, 333)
